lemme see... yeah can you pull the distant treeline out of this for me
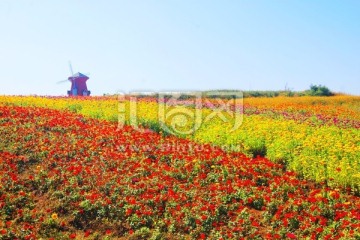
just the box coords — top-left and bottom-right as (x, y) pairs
(204, 85), (333, 98)
(203, 85), (334, 98)
(107, 85), (334, 99)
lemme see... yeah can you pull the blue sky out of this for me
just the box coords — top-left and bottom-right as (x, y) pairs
(0, 0), (359, 96)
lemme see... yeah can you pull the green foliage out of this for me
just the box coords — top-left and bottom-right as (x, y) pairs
(306, 84), (333, 96)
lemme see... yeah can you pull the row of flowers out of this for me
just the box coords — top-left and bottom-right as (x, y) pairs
(0, 96), (359, 190)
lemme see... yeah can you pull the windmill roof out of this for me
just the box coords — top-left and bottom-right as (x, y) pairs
(69, 72), (89, 79)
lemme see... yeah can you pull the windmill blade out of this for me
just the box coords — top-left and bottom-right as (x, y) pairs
(69, 61), (74, 76)
(57, 79), (69, 84)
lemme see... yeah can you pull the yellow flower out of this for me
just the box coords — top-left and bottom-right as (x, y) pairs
(315, 193), (322, 199)
(51, 213), (58, 220)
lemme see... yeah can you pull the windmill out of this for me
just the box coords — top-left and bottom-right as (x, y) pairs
(58, 62), (91, 96)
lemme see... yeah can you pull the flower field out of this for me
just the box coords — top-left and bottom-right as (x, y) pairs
(0, 104), (360, 239)
(0, 95), (359, 190)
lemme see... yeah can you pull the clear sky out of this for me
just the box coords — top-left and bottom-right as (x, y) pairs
(0, 0), (359, 96)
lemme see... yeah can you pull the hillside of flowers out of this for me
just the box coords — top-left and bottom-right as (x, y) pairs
(0, 105), (360, 239)
(0, 95), (359, 191)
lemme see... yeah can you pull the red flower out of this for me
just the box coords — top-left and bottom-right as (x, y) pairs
(199, 233), (206, 239)
(251, 221), (260, 227)
(273, 234), (281, 239)
(84, 230), (91, 237)
(286, 232), (296, 239)
(69, 233), (76, 239)
(126, 208), (132, 216)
